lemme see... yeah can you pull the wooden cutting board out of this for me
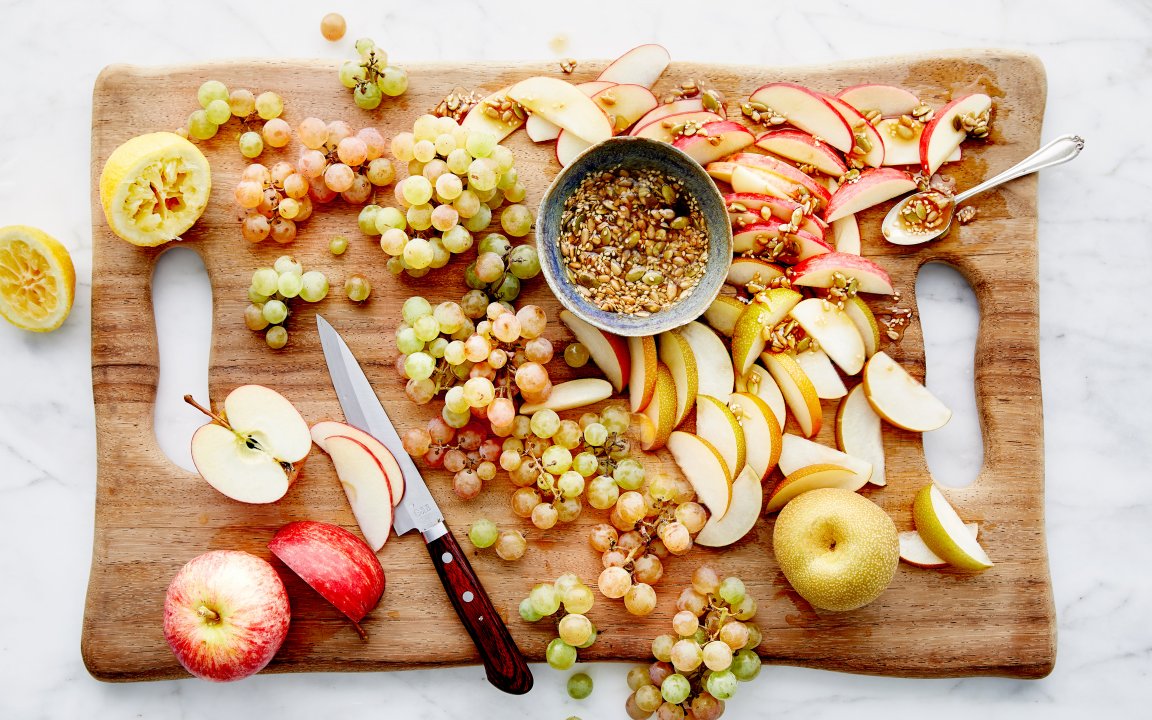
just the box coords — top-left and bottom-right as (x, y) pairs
(82, 50), (1054, 682)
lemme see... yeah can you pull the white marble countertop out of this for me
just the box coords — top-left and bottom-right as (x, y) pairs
(2, 0), (1149, 717)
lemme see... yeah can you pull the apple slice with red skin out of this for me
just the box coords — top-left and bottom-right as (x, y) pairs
(876, 118), (961, 166)
(732, 221), (832, 261)
(269, 521), (385, 638)
(460, 86), (524, 141)
(672, 121), (756, 166)
(790, 251), (895, 295)
(726, 257), (786, 289)
(628, 335), (658, 412)
(508, 76), (614, 145)
(324, 435), (395, 551)
(559, 310), (630, 392)
(823, 167), (917, 222)
(920, 93), (992, 174)
(633, 111), (726, 143)
(754, 129), (848, 176)
(703, 295), (745, 337)
(555, 84), (661, 164)
(836, 84), (920, 117)
(724, 192), (827, 237)
(831, 215), (861, 254)
(519, 378), (614, 413)
(748, 83), (855, 152)
(728, 153), (831, 205)
(629, 98), (708, 134)
(824, 95), (885, 168)
(597, 43), (671, 88)
(311, 420), (404, 507)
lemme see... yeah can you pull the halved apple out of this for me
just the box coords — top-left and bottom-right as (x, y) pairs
(729, 391), (782, 481)
(460, 86), (525, 141)
(695, 466), (762, 548)
(823, 167), (917, 222)
(597, 43), (671, 88)
(754, 129), (847, 176)
(835, 84), (920, 117)
(695, 394), (746, 478)
(912, 484), (992, 571)
(726, 257), (786, 290)
(731, 288), (802, 375)
(777, 432), (872, 484)
(559, 310), (630, 392)
(630, 98), (707, 133)
(766, 463), (867, 513)
(863, 351), (951, 432)
(627, 335), (658, 412)
(920, 93), (992, 174)
(725, 192), (828, 237)
(507, 76), (613, 145)
(519, 378), (614, 413)
(737, 363), (787, 430)
(788, 297), (866, 375)
(830, 215), (860, 255)
(702, 295), (745, 337)
(789, 252), (895, 295)
(843, 296), (880, 358)
(761, 352), (821, 437)
(747, 82), (854, 152)
(658, 330), (699, 427)
(899, 523), (979, 568)
(311, 421), (404, 505)
(324, 435), (395, 551)
(824, 95), (885, 168)
(675, 321), (734, 401)
(667, 431), (733, 520)
(633, 111), (725, 142)
(641, 362), (677, 450)
(672, 121), (756, 166)
(793, 347), (848, 399)
(835, 383), (885, 486)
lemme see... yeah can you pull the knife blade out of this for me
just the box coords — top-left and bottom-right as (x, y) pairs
(316, 315), (533, 695)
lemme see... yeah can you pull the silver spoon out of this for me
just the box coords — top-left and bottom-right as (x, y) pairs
(881, 134), (1085, 245)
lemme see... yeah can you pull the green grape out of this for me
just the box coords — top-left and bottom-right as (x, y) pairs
(507, 244), (541, 280)
(433, 302), (465, 334)
(445, 148), (471, 175)
(251, 267), (278, 296)
(406, 203), (433, 231)
(391, 132), (416, 162)
(204, 98), (231, 125)
(395, 327), (424, 355)
(402, 176), (434, 207)
(262, 299), (288, 325)
(465, 130), (496, 158)
(519, 597), (543, 622)
(366, 158), (395, 186)
(705, 670), (738, 700)
(553, 573), (581, 596)
(586, 475), (619, 510)
(345, 273), (372, 302)
(567, 672), (593, 700)
(467, 157), (498, 192)
(730, 649), (761, 681)
(557, 471), (585, 499)
(546, 638), (577, 671)
(462, 204), (492, 233)
(329, 235), (349, 255)
(477, 232), (511, 258)
(505, 181), (528, 203)
(601, 405), (631, 434)
(529, 583), (561, 616)
(354, 82), (383, 110)
(427, 337), (448, 359)
(402, 296), (433, 324)
(435, 171), (463, 201)
(563, 584), (595, 615)
(404, 237), (435, 270)
(490, 145), (515, 173)
(660, 674), (692, 705)
(530, 409), (561, 439)
(338, 60), (365, 88)
(443, 385), (469, 414)
(500, 204), (533, 237)
(254, 91), (283, 120)
(354, 37), (375, 57)
(299, 271), (329, 302)
(497, 167), (519, 191)
(187, 110), (218, 141)
(492, 273), (520, 302)
(377, 65), (408, 96)
(358, 205), (382, 235)
(412, 314), (440, 342)
(413, 139), (436, 163)
(273, 255), (302, 275)
(454, 188), (481, 218)
(374, 206), (407, 234)
(239, 131), (264, 158)
(277, 272), (303, 298)
(442, 225), (473, 254)
(265, 324), (288, 349)
(460, 289), (488, 318)
(718, 577), (746, 606)
(541, 445), (573, 474)
(404, 352), (435, 381)
(197, 80), (229, 108)
(583, 422), (609, 447)
(613, 459), (645, 491)
(442, 405), (471, 428)
(433, 132), (457, 156)
(468, 519), (499, 549)
(380, 228), (407, 256)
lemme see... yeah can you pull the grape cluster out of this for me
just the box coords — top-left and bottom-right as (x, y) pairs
(401, 412), (500, 500)
(519, 573), (600, 671)
(358, 113), (536, 281)
(591, 472), (708, 616)
(245, 256), (328, 349)
(626, 569), (762, 720)
(467, 518), (527, 561)
(180, 80), (287, 159)
(339, 38), (408, 110)
(234, 162), (314, 244)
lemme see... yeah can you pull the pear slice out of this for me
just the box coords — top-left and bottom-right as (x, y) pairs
(843, 296), (880, 358)
(766, 463), (866, 513)
(899, 523), (979, 568)
(703, 295), (745, 337)
(520, 378), (614, 413)
(627, 335), (658, 412)
(912, 485), (992, 571)
(675, 321), (734, 401)
(729, 391), (782, 481)
(640, 362), (677, 451)
(778, 433), (872, 485)
(863, 351), (951, 431)
(695, 394), (745, 479)
(835, 383), (886, 486)
(658, 331), (698, 427)
(667, 431), (733, 520)
(737, 363), (787, 430)
(789, 297), (866, 376)
(761, 352), (821, 437)
(507, 76), (613, 144)
(793, 346), (847, 400)
(695, 466), (763, 548)
(731, 288), (802, 375)
(830, 215), (861, 255)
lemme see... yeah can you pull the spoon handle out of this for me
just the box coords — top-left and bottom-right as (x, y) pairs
(954, 134), (1084, 204)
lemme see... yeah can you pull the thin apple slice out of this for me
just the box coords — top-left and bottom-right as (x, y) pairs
(726, 258), (786, 290)
(789, 252), (895, 295)
(875, 118), (963, 166)
(754, 129), (847, 176)
(559, 310), (630, 392)
(766, 463), (867, 513)
(672, 121), (756, 166)
(658, 330), (699, 427)
(824, 167), (917, 222)
(761, 352), (821, 437)
(695, 394), (746, 479)
(825, 95), (885, 167)
(641, 362), (677, 450)
(777, 432), (872, 484)
(900, 523), (978, 568)
(920, 93), (992, 174)
(628, 335), (658, 412)
(519, 378), (614, 414)
(526, 80), (614, 141)
(793, 347), (847, 399)
(843, 296), (880, 358)
(634, 111), (726, 143)
(695, 466), (762, 548)
(731, 288), (802, 375)
(830, 215), (860, 255)
(728, 153), (831, 206)
(788, 297), (866, 376)
(597, 43), (671, 88)
(725, 192), (827, 237)
(738, 363), (787, 430)
(460, 86), (525, 141)
(727, 164), (796, 202)
(508, 76), (613, 145)
(748, 83), (854, 152)
(732, 221), (831, 260)
(863, 351), (951, 431)
(311, 421), (404, 506)
(730, 391), (782, 481)
(912, 484), (993, 571)
(325, 435), (395, 551)
(592, 84), (659, 134)
(630, 98), (707, 134)
(667, 431), (733, 520)
(702, 295), (745, 337)
(836, 84), (920, 118)
(555, 130), (592, 167)
(675, 321), (734, 401)
(835, 383), (885, 486)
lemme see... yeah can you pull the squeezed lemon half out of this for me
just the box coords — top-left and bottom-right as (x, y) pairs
(0, 225), (76, 332)
(99, 131), (211, 247)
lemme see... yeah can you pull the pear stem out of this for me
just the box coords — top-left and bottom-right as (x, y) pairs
(197, 605), (220, 623)
(184, 394), (229, 428)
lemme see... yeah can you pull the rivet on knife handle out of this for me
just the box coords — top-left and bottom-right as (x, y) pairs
(424, 522), (533, 695)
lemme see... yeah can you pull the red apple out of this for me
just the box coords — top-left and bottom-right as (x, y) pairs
(754, 129), (848, 176)
(633, 110), (725, 142)
(672, 121), (756, 165)
(824, 95), (885, 168)
(629, 98), (708, 133)
(597, 43), (671, 88)
(790, 251), (895, 295)
(747, 82), (854, 152)
(823, 167), (917, 222)
(163, 550), (291, 682)
(559, 310), (631, 392)
(724, 192), (827, 237)
(920, 93), (992, 174)
(727, 152), (831, 205)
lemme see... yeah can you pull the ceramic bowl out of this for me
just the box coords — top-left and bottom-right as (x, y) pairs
(535, 136), (732, 337)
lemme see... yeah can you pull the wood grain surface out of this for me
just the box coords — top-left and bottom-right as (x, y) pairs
(83, 50), (1055, 682)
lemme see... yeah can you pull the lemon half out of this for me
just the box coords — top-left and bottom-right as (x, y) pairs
(0, 225), (76, 332)
(99, 131), (211, 247)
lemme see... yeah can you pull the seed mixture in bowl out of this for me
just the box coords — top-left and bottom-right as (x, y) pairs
(557, 167), (709, 317)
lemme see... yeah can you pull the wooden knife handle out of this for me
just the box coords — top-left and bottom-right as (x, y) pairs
(425, 525), (534, 695)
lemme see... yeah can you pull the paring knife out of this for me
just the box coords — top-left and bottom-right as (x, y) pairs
(316, 315), (534, 695)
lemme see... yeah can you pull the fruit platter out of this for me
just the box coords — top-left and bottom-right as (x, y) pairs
(81, 33), (1056, 707)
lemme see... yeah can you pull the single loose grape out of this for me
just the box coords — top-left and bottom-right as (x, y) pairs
(262, 117), (292, 148)
(546, 638), (577, 671)
(494, 529), (526, 561)
(468, 519), (499, 549)
(500, 204), (532, 237)
(345, 273), (371, 302)
(320, 12), (346, 40)
(567, 672), (593, 700)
